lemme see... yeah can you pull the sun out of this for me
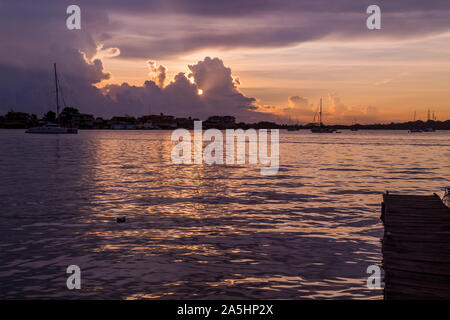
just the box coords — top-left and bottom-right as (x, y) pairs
(197, 89), (203, 95)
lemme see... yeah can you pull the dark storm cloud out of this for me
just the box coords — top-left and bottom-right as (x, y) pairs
(62, 0), (450, 16)
(4, 1), (447, 59)
(0, 1), (265, 120)
(93, 0), (450, 58)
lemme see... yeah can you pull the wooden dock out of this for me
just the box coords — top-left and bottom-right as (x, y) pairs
(381, 192), (450, 299)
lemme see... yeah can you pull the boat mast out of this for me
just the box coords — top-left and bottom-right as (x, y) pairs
(319, 97), (322, 126)
(54, 63), (60, 119)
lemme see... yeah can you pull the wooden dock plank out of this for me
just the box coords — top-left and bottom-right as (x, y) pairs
(381, 192), (450, 300)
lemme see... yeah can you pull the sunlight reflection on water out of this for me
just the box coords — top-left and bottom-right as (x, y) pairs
(0, 129), (449, 299)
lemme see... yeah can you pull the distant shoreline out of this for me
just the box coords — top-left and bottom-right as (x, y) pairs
(1, 109), (449, 130)
(1, 127), (450, 131)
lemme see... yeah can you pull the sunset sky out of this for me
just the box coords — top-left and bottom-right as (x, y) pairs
(1, 0), (449, 124)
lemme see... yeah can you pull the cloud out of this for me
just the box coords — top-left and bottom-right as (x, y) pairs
(0, 7), (272, 123)
(328, 92), (348, 115)
(147, 60), (167, 88)
(277, 92), (380, 124)
(288, 96), (309, 108)
(0, 1), (272, 121)
(374, 78), (393, 86)
(325, 92), (379, 124)
(2, 2), (450, 62)
(3, 1), (442, 60)
(97, 1), (450, 59)
(282, 95), (316, 120)
(0, 51), (263, 121)
(91, 45), (121, 61)
(101, 56), (259, 119)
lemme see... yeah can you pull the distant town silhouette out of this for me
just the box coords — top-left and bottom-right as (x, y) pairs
(1, 107), (450, 130)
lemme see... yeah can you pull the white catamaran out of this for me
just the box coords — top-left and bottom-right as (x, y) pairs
(26, 63), (77, 134)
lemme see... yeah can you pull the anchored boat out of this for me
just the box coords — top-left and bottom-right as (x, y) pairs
(311, 98), (336, 133)
(26, 122), (77, 134)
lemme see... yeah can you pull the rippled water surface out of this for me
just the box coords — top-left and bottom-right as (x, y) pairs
(1, 129), (449, 299)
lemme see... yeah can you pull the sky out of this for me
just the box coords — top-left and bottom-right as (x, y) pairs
(0, 0), (449, 124)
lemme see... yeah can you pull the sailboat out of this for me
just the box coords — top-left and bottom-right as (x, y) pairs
(26, 63), (77, 134)
(287, 115), (300, 131)
(423, 108), (436, 132)
(409, 111), (423, 133)
(311, 98), (335, 133)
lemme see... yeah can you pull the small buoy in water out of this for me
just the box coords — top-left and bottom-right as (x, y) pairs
(116, 217), (126, 223)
